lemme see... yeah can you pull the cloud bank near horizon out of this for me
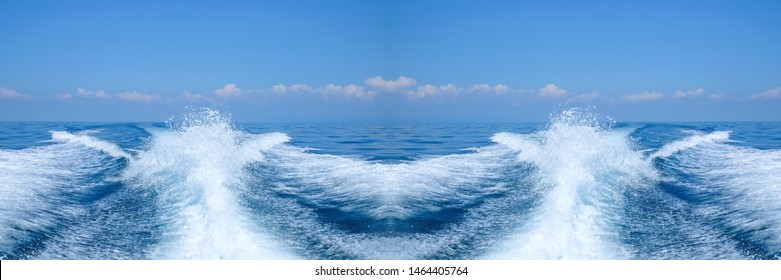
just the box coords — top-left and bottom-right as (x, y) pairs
(1, 76), (777, 105)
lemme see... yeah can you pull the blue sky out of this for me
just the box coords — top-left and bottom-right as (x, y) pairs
(1, 0), (779, 122)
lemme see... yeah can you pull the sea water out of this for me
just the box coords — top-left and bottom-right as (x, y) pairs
(1, 108), (779, 259)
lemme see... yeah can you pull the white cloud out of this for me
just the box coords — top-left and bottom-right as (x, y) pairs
(469, 84), (491, 92)
(405, 84), (464, 99)
(754, 87), (781, 99)
(622, 91), (665, 102)
(437, 83), (461, 94)
(56, 93), (72, 100)
(271, 84), (287, 93)
(673, 87), (704, 98)
(266, 77), (511, 101)
(77, 87), (109, 98)
(214, 83), (242, 97)
(0, 87), (29, 99)
(289, 84), (314, 92)
(494, 84), (510, 93)
(266, 84), (309, 93)
(320, 83), (373, 99)
(268, 83), (374, 99)
(117, 91), (158, 101)
(568, 91), (600, 102)
(539, 84), (567, 97)
(365, 76), (416, 92)
(181, 91), (213, 102)
(320, 83), (342, 94)
(709, 93), (726, 100)
(343, 84), (371, 99)
(403, 83), (514, 99)
(408, 84), (437, 99)
(465, 84), (513, 94)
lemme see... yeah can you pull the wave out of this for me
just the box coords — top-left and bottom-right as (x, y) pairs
(662, 137), (781, 258)
(260, 144), (516, 221)
(485, 109), (657, 259)
(49, 130), (131, 159)
(123, 109), (294, 259)
(2, 107), (779, 260)
(0, 136), (127, 259)
(249, 123), (526, 259)
(650, 131), (731, 159)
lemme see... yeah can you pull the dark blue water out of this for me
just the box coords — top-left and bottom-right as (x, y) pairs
(1, 108), (779, 259)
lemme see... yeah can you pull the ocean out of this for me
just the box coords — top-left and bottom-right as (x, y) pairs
(1, 108), (779, 260)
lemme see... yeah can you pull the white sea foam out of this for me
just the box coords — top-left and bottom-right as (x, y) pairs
(0, 141), (120, 257)
(50, 131), (131, 159)
(235, 123), (529, 259)
(124, 109), (294, 259)
(671, 140), (781, 254)
(485, 109), (656, 259)
(263, 142), (516, 220)
(650, 131), (731, 159)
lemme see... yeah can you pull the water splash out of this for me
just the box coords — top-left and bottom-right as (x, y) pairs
(124, 109), (294, 259)
(487, 109), (655, 259)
